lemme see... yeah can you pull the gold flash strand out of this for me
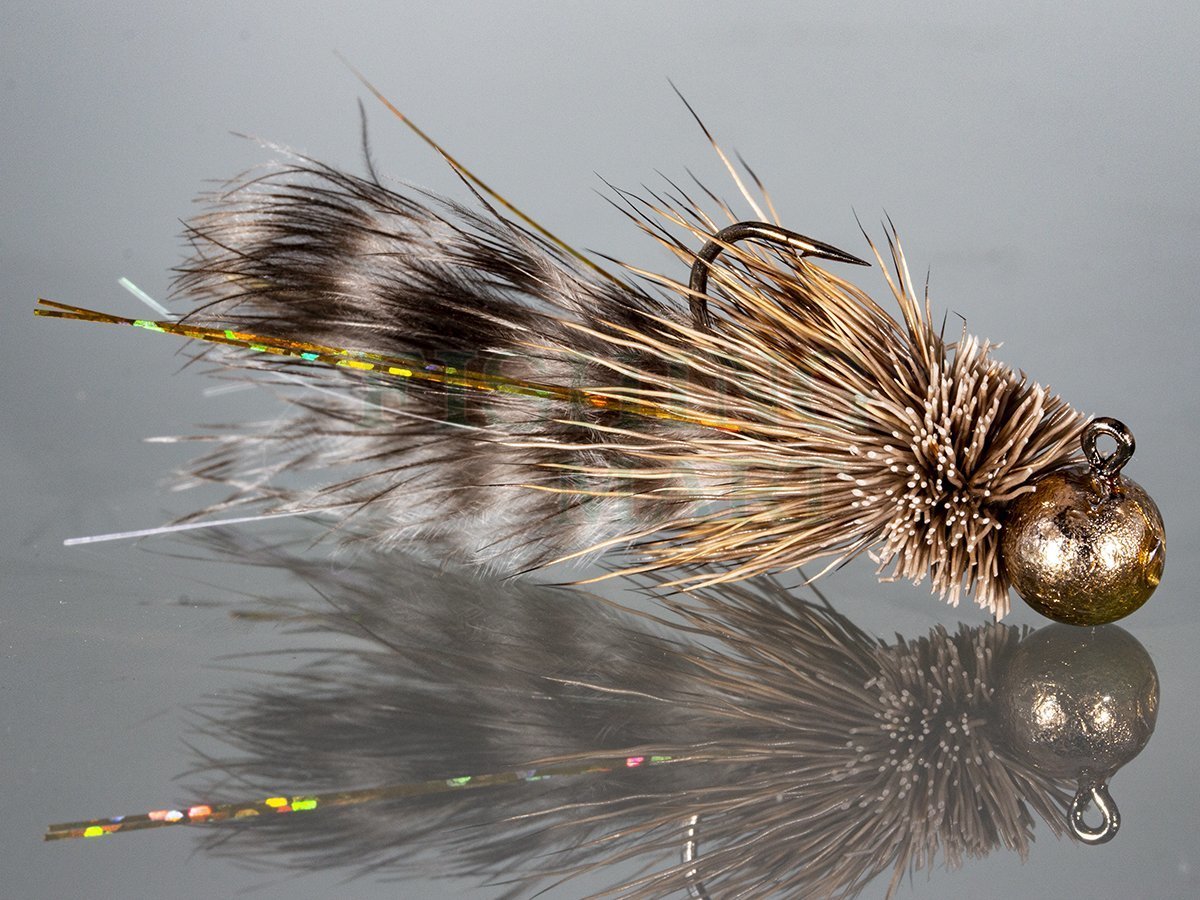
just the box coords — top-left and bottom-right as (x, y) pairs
(33, 300), (740, 433)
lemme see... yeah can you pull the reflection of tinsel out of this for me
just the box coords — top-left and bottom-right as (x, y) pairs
(173, 536), (1076, 898)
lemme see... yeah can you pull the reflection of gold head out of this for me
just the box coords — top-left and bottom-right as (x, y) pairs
(998, 622), (1159, 777)
(1002, 418), (1165, 625)
(997, 622), (1159, 843)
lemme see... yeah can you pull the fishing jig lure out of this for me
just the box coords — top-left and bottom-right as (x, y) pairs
(36, 85), (1164, 624)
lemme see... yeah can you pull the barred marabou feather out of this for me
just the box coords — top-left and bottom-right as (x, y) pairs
(148, 125), (1082, 616)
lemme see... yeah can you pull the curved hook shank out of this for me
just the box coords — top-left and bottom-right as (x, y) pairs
(1070, 781), (1120, 845)
(688, 221), (870, 330)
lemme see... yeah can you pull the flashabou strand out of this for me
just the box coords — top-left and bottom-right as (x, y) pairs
(34, 300), (741, 433)
(61, 509), (325, 546)
(117, 276), (175, 319)
(44, 753), (675, 841)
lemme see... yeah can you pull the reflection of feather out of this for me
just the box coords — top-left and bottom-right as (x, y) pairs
(187, 536), (1074, 897)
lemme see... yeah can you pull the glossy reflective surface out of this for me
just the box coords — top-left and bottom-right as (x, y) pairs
(4, 3), (1200, 898)
(15, 541), (1169, 896)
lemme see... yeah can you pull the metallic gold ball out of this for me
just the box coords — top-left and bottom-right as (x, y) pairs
(997, 623), (1159, 779)
(1001, 468), (1165, 625)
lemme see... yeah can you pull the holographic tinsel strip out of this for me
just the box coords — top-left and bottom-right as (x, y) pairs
(34, 300), (739, 432)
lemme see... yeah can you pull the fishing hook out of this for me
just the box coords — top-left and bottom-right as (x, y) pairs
(688, 221), (869, 330)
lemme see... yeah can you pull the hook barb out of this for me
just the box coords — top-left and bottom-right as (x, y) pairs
(688, 221), (869, 330)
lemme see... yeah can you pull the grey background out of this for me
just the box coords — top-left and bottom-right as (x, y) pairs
(2, 1), (1198, 897)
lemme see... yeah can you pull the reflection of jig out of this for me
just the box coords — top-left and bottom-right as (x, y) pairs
(996, 623), (1159, 845)
(44, 538), (1160, 898)
(680, 618), (1157, 897)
